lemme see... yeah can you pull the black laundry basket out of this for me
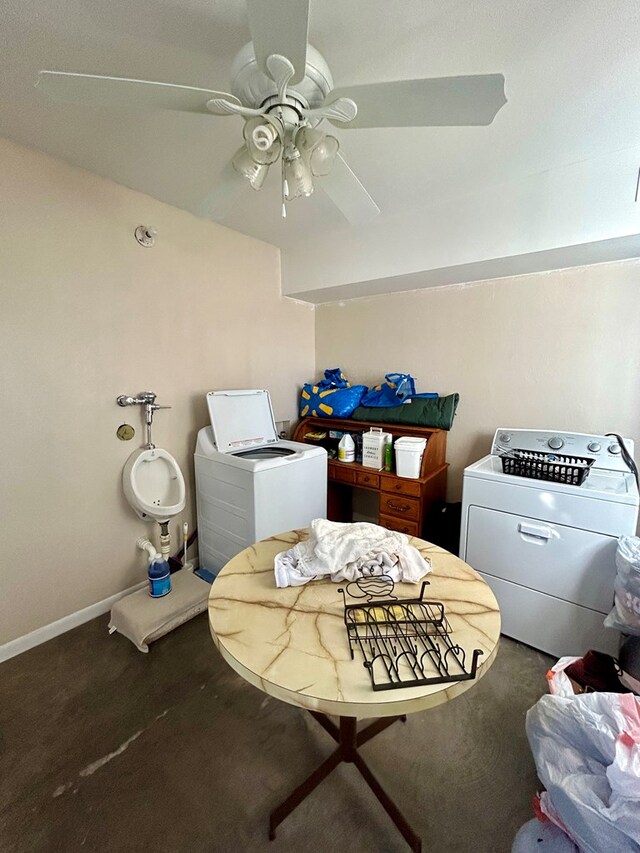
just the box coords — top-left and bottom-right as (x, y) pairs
(500, 448), (595, 486)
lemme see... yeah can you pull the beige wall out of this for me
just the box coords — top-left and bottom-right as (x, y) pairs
(316, 261), (640, 501)
(0, 138), (314, 646)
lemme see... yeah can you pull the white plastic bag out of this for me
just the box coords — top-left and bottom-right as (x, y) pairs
(526, 692), (640, 853)
(608, 536), (640, 634)
(546, 657), (582, 698)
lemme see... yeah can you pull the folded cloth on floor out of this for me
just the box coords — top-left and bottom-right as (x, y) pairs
(109, 570), (210, 652)
(274, 518), (431, 588)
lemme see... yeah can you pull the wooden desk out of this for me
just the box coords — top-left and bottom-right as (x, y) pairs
(292, 416), (448, 538)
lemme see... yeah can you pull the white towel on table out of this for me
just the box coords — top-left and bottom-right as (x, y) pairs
(274, 518), (431, 588)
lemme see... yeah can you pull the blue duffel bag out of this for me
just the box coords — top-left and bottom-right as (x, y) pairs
(361, 373), (438, 407)
(299, 368), (367, 418)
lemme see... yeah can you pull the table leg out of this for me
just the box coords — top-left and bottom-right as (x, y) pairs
(352, 750), (422, 853)
(269, 714), (420, 851)
(308, 710), (339, 742)
(268, 746), (342, 840)
(357, 714), (407, 748)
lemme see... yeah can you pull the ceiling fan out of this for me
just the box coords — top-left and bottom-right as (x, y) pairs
(36, 0), (507, 225)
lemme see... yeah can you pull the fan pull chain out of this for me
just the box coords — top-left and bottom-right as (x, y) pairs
(281, 157), (287, 218)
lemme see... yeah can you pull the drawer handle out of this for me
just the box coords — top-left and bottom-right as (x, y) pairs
(388, 501), (410, 513)
(518, 522), (552, 541)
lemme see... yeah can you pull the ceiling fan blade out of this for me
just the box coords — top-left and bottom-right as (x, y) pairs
(36, 71), (241, 114)
(302, 97), (357, 125)
(329, 74), (507, 128)
(246, 0), (309, 84)
(266, 54), (295, 101)
(319, 153), (380, 226)
(207, 98), (264, 117)
(197, 160), (246, 221)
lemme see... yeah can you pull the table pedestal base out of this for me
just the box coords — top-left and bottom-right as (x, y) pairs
(269, 713), (421, 853)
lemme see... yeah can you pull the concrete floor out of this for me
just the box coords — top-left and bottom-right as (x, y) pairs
(0, 613), (552, 853)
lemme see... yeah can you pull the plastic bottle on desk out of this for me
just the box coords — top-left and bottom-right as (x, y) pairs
(338, 433), (355, 462)
(384, 440), (393, 472)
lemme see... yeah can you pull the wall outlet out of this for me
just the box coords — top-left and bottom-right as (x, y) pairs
(275, 419), (291, 439)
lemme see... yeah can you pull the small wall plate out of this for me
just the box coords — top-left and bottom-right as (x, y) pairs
(134, 226), (157, 248)
(117, 423), (135, 441)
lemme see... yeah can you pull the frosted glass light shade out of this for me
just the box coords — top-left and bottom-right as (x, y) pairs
(309, 135), (339, 176)
(297, 126), (324, 151)
(232, 146), (269, 191)
(296, 126), (339, 177)
(284, 149), (314, 199)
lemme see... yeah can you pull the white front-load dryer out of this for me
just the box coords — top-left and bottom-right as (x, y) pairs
(460, 428), (639, 658)
(195, 390), (327, 574)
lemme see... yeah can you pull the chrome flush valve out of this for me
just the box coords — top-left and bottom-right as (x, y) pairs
(116, 392), (171, 449)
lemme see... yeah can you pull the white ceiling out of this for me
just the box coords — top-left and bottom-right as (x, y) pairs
(2, 1), (640, 260)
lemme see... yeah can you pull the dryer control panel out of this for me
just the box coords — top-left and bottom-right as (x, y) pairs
(492, 429), (634, 473)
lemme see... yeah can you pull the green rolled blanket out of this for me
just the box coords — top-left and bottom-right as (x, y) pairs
(352, 393), (459, 430)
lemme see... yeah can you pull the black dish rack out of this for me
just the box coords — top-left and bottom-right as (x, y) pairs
(500, 448), (595, 486)
(339, 575), (483, 692)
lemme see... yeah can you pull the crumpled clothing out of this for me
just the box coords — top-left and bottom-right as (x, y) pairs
(274, 518), (431, 588)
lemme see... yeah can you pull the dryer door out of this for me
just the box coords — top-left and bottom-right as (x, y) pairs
(465, 506), (617, 613)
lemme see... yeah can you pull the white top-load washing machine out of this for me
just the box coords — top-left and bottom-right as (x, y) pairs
(460, 428), (639, 658)
(195, 389), (327, 574)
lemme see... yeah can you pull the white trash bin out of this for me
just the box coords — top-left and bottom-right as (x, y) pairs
(394, 436), (427, 478)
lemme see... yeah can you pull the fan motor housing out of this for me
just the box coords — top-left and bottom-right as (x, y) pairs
(230, 42), (333, 111)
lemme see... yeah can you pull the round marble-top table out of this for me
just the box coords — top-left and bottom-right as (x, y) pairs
(208, 529), (500, 852)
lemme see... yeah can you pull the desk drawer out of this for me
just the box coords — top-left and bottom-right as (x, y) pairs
(380, 476), (421, 497)
(379, 514), (420, 537)
(356, 471), (379, 489)
(380, 493), (420, 521)
(330, 463), (357, 485)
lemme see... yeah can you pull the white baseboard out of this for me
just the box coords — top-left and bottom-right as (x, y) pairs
(0, 580), (147, 664)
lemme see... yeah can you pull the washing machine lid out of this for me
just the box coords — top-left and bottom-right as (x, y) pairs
(206, 389), (278, 454)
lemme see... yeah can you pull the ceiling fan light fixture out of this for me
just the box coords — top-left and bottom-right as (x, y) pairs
(309, 134), (339, 177)
(232, 145), (269, 190)
(283, 146), (314, 200)
(243, 116), (283, 165)
(36, 0), (508, 229)
(295, 126), (339, 177)
(296, 126), (324, 152)
(252, 123), (278, 151)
